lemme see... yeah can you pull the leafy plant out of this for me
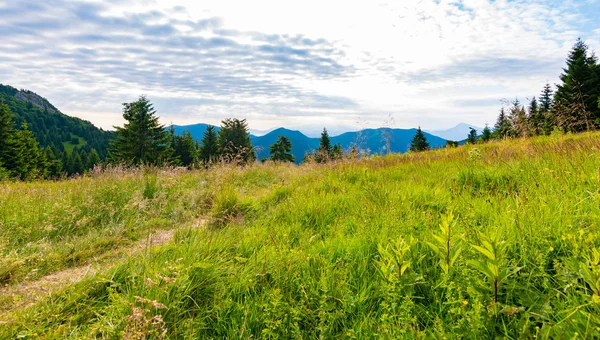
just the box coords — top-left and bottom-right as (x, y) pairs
(426, 212), (463, 275)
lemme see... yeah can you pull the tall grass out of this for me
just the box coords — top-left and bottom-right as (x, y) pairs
(2, 132), (600, 338)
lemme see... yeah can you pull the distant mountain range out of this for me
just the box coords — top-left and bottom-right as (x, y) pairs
(426, 123), (485, 141)
(174, 123), (450, 163)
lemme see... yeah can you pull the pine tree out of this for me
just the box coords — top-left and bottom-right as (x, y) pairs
(44, 146), (62, 178)
(554, 39), (600, 131)
(173, 131), (198, 167)
(494, 108), (511, 139)
(528, 97), (543, 136)
(200, 125), (218, 165)
(166, 125), (181, 166)
(13, 122), (47, 179)
(218, 118), (255, 164)
(87, 148), (101, 170)
(0, 100), (17, 171)
(332, 143), (343, 160)
(539, 83), (555, 135)
(109, 96), (170, 165)
(318, 128), (332, 154)
(466, 127), (478, 144)
(481, 125), (492, 142)
(269, 135), (294, 163)
(315, 128), (332, 163)
(409, 127), (429, 152)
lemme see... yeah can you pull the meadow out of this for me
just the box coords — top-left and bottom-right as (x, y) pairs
(1, 131), (600, 338)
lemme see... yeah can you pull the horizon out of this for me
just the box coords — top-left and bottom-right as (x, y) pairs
(1, 0), (598, 134)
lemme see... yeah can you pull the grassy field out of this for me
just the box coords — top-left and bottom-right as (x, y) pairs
(1, 132), (600, 338)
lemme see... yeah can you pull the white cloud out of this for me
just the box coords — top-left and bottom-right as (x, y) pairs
(0, 0), (598, 131)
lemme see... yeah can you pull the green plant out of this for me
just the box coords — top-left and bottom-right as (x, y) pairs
(426, 212), (463, 275)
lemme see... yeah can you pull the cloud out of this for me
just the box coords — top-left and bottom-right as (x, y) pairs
(0, 0), (598, 131)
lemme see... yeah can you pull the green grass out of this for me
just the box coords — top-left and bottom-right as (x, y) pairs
(62, 134), (87, 153)
(2, 132), (600, 338)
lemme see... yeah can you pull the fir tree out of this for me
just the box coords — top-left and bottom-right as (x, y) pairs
(200, 125), (218, 165)
(409, 127), (429, 152)
(481, 125), (492, 142)
(528, 97), (543, 136)
(539, 83), (555, 135)
(332, 143), (343, 160)
(87, 148), (101, 170)
(318, 128), (332, 154)
(173, 131), (198, 167)
(466, 127), (478, 144)
(554, 39), (600, 131)
(218, 118), (255, 164)
(269, 135), (294, 163)
(508, 99), (528, 137)
(109, 96), (170, 166)
(494, 108), (511, 139)
(13, 122), (47, 179)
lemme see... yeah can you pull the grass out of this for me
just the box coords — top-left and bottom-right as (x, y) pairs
(62, 134), (88, 153)
(1, 131), (600, 338)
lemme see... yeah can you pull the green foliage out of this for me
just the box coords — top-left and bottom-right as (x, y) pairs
(217, 118), (255, 164)
(109, 96), (170, 166)
(409, 126), (429, 151)
(493, 107), (511, 139)
(481, 125), (492, 142)
(172, 130), (198, 167)
(467, 127), (478, 144)
(269, 135), (294, 163)
(200, 125), (218, 165)
(426, 212), (462, 275)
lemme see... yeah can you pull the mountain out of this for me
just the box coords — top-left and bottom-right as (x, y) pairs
(251, 128), (319, 162)
(175, 123), (449, 163)
(427, 123), (484, 141)
(0, 84), (114, 158)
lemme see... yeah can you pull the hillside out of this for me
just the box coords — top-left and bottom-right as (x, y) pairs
(175, 123), (449, 162)
(1, 131), (599, 338)
(0, 84), (114, 158)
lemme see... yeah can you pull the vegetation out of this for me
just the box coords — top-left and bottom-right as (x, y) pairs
(217, 118), (255, 164)
(409, 126), (429, 151)
(491, 39), (600, 140)
(269, 135), (294, 163)
(1, 131), (600, 338)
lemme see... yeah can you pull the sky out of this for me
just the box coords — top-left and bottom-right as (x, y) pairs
(1, 0), (599, 136)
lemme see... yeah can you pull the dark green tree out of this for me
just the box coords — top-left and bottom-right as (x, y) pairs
(481, 125), (492, 142)
(493, 108), (511, 139)
(218, 118), (255, 163)
(109, 96), (170, 165)
(173, 130), (198, 167)
(409, 127), (429, 152)
(200, 125), (218, 165)
(554, 39), (600, 131)
(13, 122), (47, 179)
(467, 127), (478, 144)
(318, 128), (332, 155)
(332, 143), (343, 160)
(539, 83), (555, 135)
(528, 97), (543, 135)
(269, 135), (294, 163)
(44, 146), (63, 178)
(87, 148), (101, 170)
(0, 100), (17, 171)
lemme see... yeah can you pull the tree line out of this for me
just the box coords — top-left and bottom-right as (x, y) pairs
(409, 38), (600, 152)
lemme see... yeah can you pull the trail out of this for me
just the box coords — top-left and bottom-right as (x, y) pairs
(0, 218), (207, 323)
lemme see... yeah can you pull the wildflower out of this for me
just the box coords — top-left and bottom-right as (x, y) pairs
(462, 300), (468, 306)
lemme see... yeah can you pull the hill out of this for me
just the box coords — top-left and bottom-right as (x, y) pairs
(2, 132), (599, 338)
(427, 123), (484, 141)
(175, 123), (449, 162)
(0, 84), (114, 159)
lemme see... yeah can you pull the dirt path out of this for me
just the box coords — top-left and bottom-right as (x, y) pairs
(0, 219), (207, 322)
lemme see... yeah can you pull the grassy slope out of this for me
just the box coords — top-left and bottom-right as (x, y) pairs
(1, 132), (600, 338)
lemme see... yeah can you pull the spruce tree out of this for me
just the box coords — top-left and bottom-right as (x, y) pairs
(0, 100), (17, 171)
(554, 39), (600, 131)
(87, 149), (101, 170)
(269, 135), (294, 163)
(109, 96), (170, 165)
(528, 97), (542, 135)
(508, 99), (528, 137)
(466, 127), (478, 144)
(539, 83), (555, 135)
(318, 128), (332, 154)
(409, 127), (429, 152)
(173, 131), (197, 167)
(200, 125), (218, 165)
(217, 118), (255, 163)
(481, 125), (492, 142)
(494, 108), (511, 139)
(13, 122), (47, 179)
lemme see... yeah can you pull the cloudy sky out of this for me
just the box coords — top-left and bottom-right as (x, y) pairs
(1, 0), (599, 136)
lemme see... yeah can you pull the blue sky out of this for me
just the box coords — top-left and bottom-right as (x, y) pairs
(0, 0), (598, 136)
